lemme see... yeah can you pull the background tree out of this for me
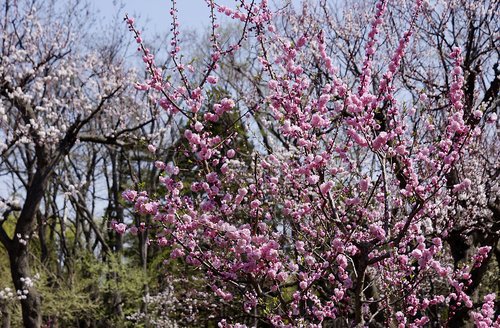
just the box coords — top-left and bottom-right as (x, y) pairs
(0, 0), (172, 326)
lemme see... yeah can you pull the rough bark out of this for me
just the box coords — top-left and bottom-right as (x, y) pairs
(3, 165), (53, 327)
(8, 246), (41, 328)
(0, 301), (10, 328)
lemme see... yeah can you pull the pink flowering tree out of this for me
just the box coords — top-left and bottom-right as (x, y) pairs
(123, 0), (498, 326)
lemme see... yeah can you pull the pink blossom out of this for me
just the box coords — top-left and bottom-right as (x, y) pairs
(207, 75), (218, 84)
(250, 199), (261, 209)
(227, 149), (236, 158)
(307, 175), (319, 185)
(122, 189), (137, 202)
(129, 226), (138, 235)
(372, 132), (388, 150)
(111, 221), (127, 235)
(320, 181), (334, 195)
(487, 112), (497, 123)
(147, 144), (157, 153)
(359, 177), (370, 192)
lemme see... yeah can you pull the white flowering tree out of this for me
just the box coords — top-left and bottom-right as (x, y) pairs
(0, 0), (166, 326)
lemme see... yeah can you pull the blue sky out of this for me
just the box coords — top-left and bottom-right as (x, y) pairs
(90, 0), (237, 36)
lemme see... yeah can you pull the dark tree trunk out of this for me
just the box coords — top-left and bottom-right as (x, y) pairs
(5, 168), (52, 328)
(8, 245), (41, 328)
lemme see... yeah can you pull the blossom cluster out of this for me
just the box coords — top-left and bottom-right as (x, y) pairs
(121, 0), (498, 326)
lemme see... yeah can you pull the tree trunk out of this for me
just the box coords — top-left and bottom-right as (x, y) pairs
(1, 301), (11, 328)
(139, 223), (149, 327)
(6, 166), (53, 327)
(352, 242), (371, 326)
(8, 245), (41, 328)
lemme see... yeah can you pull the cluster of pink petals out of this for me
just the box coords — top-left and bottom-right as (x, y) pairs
(121, 0), (495, 326)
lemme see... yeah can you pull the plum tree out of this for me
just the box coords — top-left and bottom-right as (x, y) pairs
(124, 0), (498, 326)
